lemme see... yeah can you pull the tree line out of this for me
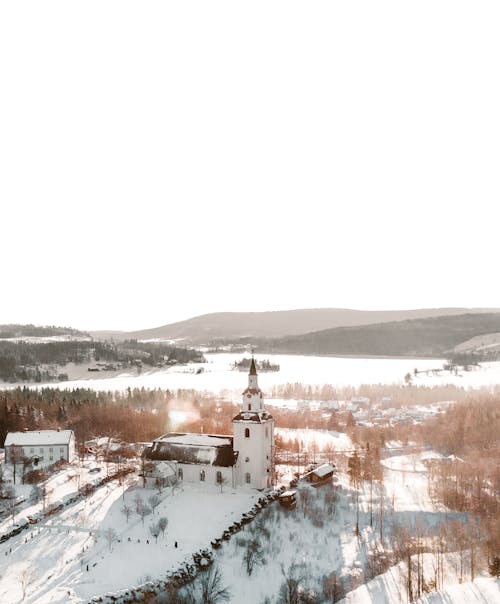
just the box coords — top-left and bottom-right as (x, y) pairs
(0, 339), (205, 382)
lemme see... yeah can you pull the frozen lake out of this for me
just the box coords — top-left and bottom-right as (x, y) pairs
(3, 353), (500, 393)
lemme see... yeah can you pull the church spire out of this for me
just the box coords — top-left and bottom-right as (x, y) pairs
(249, 356), (257, 376)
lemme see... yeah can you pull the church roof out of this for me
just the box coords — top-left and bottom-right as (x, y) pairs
(146, 433), (235, 467)
(249, 357), (257, 375)
(154, 433), (231, 447)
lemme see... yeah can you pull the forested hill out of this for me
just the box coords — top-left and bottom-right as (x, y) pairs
(0, 324), (88, 339)
(104, 307), (500, 343)
(249, 313), (500, 357)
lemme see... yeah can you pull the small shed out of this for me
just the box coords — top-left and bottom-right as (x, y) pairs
(278, 490), (297, 509)
(303, 463), (335, 486)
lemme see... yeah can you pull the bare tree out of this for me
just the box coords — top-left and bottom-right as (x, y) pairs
(9, 444), (23, 485)
(141, 458), (154, 487)
(139, 504), (152, 526)
(40, 484), (52, 513)
(158, 516), (168, 539)
(148, 494), (160, 514)
(155, 476), (168, 495)
(322, 572), (344, 603)
(121, 504), (133, 523)
(103, 527), (117, 551)
(133, 494), (144, 514)
(299, 488), (312, 519)
(243, 539), (265, 576)
(195, 565), (230, 604)
(217, 474), (228, 494)
(6, 488), (17, 525)
(278, 563), (306, 604)
(17, 566), (36, 600)
(149, 521), (161, 544)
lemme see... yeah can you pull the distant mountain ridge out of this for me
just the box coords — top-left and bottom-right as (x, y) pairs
(90, 308), (500, 343)
(251, 312), (500, 358)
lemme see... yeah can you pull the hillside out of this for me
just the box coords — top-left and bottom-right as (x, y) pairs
(0, 324), (88, 339)
(90, 308), (500, 343)
(251, 312), (500, 357)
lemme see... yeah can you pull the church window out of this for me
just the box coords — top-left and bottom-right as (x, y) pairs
(216, 471), (222, 484)
(178, 468), (183, 480)
(245, 472), (251, 484)
(248, 404), (251, 411)
(200, 470), (205, 482)
(265, 428), (268, 438)
(245, 428), (250, 438)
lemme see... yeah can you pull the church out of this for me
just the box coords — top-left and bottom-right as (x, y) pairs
(144, 358), (275, 490)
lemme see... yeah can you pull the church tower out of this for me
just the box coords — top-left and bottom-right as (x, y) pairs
(232, 357), (274, 489)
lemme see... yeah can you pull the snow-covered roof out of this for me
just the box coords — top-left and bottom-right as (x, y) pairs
(148, 433), (235, 467)
(307, 463), (335, 478)
(279, 490), (297, 498)
(154, 433), (232, 447)
(4, 430), (74, 447)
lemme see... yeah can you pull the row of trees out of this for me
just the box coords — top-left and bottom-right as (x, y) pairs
(0, 387), (178, 446)
(267, 381), (474, 407)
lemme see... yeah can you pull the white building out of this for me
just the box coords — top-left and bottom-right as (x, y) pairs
(145, 358), (275, 490)
(232, 357), (274, 489)
(4, 429), (76, 468)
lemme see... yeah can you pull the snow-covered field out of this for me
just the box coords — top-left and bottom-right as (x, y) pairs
(5, 353), (500, 394)
(0, 472), (256, 603)
(276, 428), (352, 452)
(414, 577), (499, 604)
(203, 448), (493, 604)
(339, 559), (499, 604)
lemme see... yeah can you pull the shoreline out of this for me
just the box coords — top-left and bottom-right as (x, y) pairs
(205, 350), (446, 361)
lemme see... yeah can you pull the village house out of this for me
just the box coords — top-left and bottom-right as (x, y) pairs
(303, 463), (336, 486)
(143, 358), (275, 490)
(4, 429), (76, 468)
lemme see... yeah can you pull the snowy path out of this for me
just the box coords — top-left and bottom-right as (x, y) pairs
(0, 476), (129, 604)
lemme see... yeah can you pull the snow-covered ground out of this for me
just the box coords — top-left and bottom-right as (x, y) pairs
(276, 428), (352, 452)
(338, 558), (499, 604)
(0, 439), (495, 603)
(414, 577), (499, 604)
(0, 474), (256, 603)
(199, 448), (490, 604)
(6, 353), (500, 394)
(0, 459), (115, 535)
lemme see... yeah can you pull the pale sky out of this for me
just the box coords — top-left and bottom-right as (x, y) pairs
(1, 1), (499, 331)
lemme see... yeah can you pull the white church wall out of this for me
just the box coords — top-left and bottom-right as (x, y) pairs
(176, 463), (233, 487)
(233, 419), (274, 490)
